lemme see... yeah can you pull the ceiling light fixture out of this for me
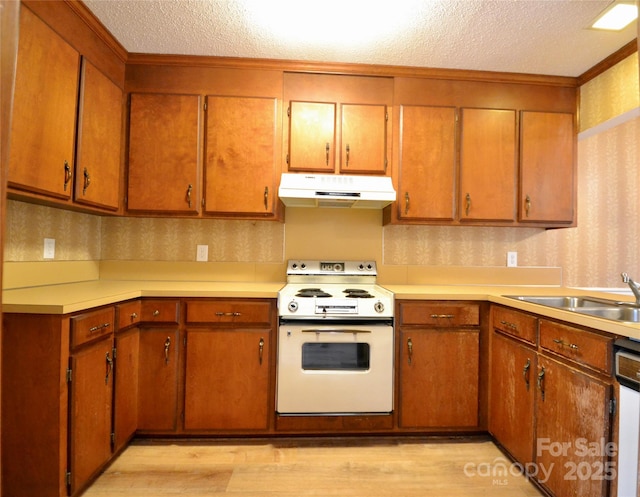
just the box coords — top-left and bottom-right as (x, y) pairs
(591, 2), (638, 31)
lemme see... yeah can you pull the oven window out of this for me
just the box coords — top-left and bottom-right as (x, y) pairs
(301, 343), (370, 371)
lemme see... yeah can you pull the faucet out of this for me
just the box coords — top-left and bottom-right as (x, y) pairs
(621, 273), (640, 306)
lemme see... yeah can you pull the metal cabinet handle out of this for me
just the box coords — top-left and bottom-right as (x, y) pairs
(83, 167), (91, 195)
(259, 337), (265, 365)
(105, 351), (113, 384)
(430, 314), (454, 319)
(404, 192), (410, 214)
(500, 320), (519, 333)
(89, 322), (111, 333)
(345, 143), (350, 167)
(325, 142), (330, 165)
(407, 337), (413, 365)
(164, 337), (171, 365)
(553, 338), (579, 350)
(130, 312), (138, 321)
(263, 186), (269, 211)
(465, 193), (471, 216)
(525, 195), (531, 217)
(537, 367), (545, 400)
(522, 358), (531, 391)
(64, 160), (72, 191)
(215, 311), (241, 317)
(186, 184), (193, 208)
(153, 310), (160, 316)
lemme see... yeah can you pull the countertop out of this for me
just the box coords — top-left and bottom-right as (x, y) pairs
(4, 279), (640, 340)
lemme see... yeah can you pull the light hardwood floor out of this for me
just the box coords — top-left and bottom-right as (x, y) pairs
(84, 437), (544, 496)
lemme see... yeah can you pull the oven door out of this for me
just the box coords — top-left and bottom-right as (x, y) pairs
(276, 321), (393, 415)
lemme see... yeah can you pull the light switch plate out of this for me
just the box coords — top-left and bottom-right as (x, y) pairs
(44, 238), (55, 259)
(196, 244), (208, 262)
(507, 251), (517, 267)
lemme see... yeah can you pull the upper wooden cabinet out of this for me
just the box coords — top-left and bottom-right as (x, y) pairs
(284, 73), (393, 175)
(127, 93), (202, 214)
(8, 6), (80, 200)
(397, 105), (456, 221)
(204, 95), (279, 217)
(74, 59), (123, 211)
(386, 76), (576, 228)
(459, 108), (517, 222)
(8, 6), (125, 214)
(519, 111), (575, 224)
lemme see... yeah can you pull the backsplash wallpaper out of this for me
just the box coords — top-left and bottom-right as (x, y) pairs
(4, 53), (639, 289)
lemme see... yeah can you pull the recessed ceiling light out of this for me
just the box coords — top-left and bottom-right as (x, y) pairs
(591, 2), (638, 31)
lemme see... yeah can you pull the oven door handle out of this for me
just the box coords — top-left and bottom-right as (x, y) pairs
(301, 329), (372, 334)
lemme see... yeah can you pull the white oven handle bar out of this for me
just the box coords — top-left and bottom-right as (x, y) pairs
(301, 329), (371, 334)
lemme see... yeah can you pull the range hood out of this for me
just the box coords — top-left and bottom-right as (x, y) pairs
(278, 173), (396, 209)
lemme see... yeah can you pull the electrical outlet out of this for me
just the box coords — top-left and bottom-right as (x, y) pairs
(44, 238), (55, 259)
(196, 244), (208, 262)
(507, 251), (517, 267)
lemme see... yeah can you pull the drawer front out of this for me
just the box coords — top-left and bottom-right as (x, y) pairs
(71, 307), (115, 348)
(117, 300), (141, 330)
(398, 302), (479, 327)
(185, 300), (273, 325)
(539, 319), (613, 374)
(140, 300), (180, 324)
(492, 306), (537, 344)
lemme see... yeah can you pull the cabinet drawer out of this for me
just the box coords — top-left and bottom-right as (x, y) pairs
(140, 300), (180, 324)
(492, 306), (538, 344)
(539, 319), (613, 374)
(71, 307), (115, 348)
(185, 300), (272, 325)
(117, 300), (141, 330)
(398, 302), (479, 327)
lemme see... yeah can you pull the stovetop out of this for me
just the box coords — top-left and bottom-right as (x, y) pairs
(278, 260), (393, 319)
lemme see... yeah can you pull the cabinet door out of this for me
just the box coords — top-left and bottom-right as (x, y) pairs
(184, 329), (270, 431)
(113, 328), (139, 453)
(8, 6), (79, 199)
(68, 337), (114, 495)
(535, 356), (612, 497)
(399, 329), (479, 428)
(205, 96), (277, 216)
(340, 104), (387, 174)
(397, 105), (456, 221)
(74, 58), (122, 211)
(138, 329), (179, 431)
(287, 101), (336, 172)
(489, 332), (536, 464)
(520, 111), (574, 223)
(459, 108), (516, 222)
(128, 93), (201, 213)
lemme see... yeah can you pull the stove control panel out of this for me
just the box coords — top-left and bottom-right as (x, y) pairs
(287, 260), (377, 276)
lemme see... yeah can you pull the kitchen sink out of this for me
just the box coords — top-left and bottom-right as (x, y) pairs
(505, 295), (640, 323)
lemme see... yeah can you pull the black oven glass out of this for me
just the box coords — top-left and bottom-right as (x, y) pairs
(301, 343), (370, 371)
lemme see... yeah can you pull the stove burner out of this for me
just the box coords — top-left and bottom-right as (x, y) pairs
(343, 288), (375, 298)
(295, 288), (333, 298)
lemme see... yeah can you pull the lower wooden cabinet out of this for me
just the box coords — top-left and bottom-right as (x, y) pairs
(137, 328), (180, 432)
(68, 335), (114, 495)
(397, 301), (481, 430)
(113, 327), (140, 452)
(184, 329), (271, 431)
(399, 329), (479, 428)
(489, 305), (616, 497)
(535, 355), (613, 497)
(489, 330), (536, 464)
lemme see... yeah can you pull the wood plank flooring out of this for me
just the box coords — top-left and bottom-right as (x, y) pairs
(84, 437), (544, 496)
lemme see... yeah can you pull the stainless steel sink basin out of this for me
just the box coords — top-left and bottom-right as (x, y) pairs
(505, 295), (640, 323)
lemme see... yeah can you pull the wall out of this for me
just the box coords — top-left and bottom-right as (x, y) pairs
(4, 53), (639, 289)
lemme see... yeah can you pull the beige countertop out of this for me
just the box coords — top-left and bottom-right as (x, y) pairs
(4, 279), (640, 340)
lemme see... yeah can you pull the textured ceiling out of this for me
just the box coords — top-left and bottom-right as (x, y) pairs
(83, 0), (638, 77)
